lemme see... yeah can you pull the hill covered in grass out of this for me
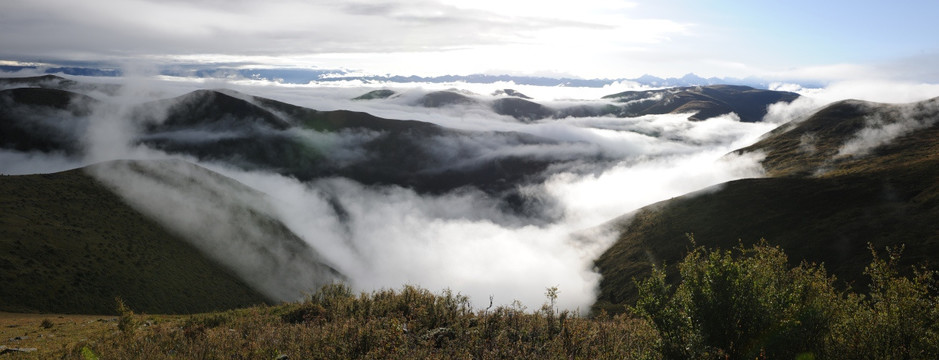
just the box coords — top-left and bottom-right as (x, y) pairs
(594, 96), (939, 312)
(0, 167), (270, 314)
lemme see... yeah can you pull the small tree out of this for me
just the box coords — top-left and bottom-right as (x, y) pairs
(115, 297), (138, 336)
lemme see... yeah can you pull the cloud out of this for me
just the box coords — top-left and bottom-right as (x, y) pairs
(212, 170), (607, 310)
(773, 52), (939, 84)
(0, 0), (624, 57)
(0, 74), (786, 311)
(87, 159), (345, 302)
(763, 80), (939, 128)
(213, 147), (764, 312)
(838, 98), (939, 156)
(0, 0), (695, 79)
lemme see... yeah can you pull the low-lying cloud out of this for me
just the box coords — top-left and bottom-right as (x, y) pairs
(838, 98), (939, 156)
(7, 74), (909, 311)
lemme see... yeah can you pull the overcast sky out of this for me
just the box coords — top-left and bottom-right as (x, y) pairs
(1, 0), (937, 81)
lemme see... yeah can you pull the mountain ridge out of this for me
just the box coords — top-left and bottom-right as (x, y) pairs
(356, 84), (799, 122)
(593, 95), (939, 312)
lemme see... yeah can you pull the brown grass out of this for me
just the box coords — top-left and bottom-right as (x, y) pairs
(0, 312), (119, 359)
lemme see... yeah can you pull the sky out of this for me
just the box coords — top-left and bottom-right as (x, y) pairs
(2, 0), (938, 81)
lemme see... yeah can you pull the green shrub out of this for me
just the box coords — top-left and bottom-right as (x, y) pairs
(823, 245), (939, 359)
(633, 238), (840, 359)
(115, 297), (137, 335)
(633, 238), (939, 360)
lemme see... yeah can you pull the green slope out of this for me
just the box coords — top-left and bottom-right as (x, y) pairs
(735, 97), (939, 176)
(594, 97), (939, 313)
(0, 168), (270, 314)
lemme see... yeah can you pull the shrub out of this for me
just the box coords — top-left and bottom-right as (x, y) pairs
(115, 297), (137, 335)
(634, 239), (841, 359)
(633, 238), (939, 360)
(823, 245), (939, 359)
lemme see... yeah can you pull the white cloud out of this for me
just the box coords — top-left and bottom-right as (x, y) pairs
(763, 80), (939, 127)
(838, 99), (939, 156)
(0, 0), (693, 78)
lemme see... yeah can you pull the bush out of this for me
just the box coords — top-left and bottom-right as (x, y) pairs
(633, 238), (939, 360)
(115, 297), (137, 335)
(823, 245), (939, 359)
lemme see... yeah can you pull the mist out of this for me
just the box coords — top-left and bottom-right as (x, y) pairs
(765, 80), (939, 126)
(838, 97), (939, 156)
(6, 73), (907, 311)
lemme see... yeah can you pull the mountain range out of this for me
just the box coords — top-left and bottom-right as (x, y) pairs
(1, 62), (826, 88)
(353, 84), (798, 122)
(1, 75), (936, 315)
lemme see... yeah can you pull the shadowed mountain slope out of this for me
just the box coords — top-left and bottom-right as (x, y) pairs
(0, 87), (95, 155)
(0, 166), (270, 314)
(0, 158), (348, 314)
(491, 97), (555, 122)
(602, 85), (800, 122)
(133, 89), (579, 210)
(87, 159), (346, 303)
(352, 89), (396, 100)
(0, 75), (78, 90)
(416, 90), (556, 121)
(0, 82), (582, 221)
(594, 96), (939, 313)
(492, 89), (533, 99)
(416, 90), (480, 108)
(0, 74), (121, 95)
(0, 84), (569, 195)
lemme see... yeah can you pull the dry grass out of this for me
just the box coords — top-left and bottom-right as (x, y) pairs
(42, 286), (661, 359)
(0, 312), (118, 359)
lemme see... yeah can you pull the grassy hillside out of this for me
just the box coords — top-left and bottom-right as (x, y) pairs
(735, 97), (939, 176)
(594, 97), (939, 312)
(0, 168), (270, 314)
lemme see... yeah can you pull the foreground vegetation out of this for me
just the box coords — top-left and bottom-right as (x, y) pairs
(28, 241), (931, 359)
(634, 240), (939, 359)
